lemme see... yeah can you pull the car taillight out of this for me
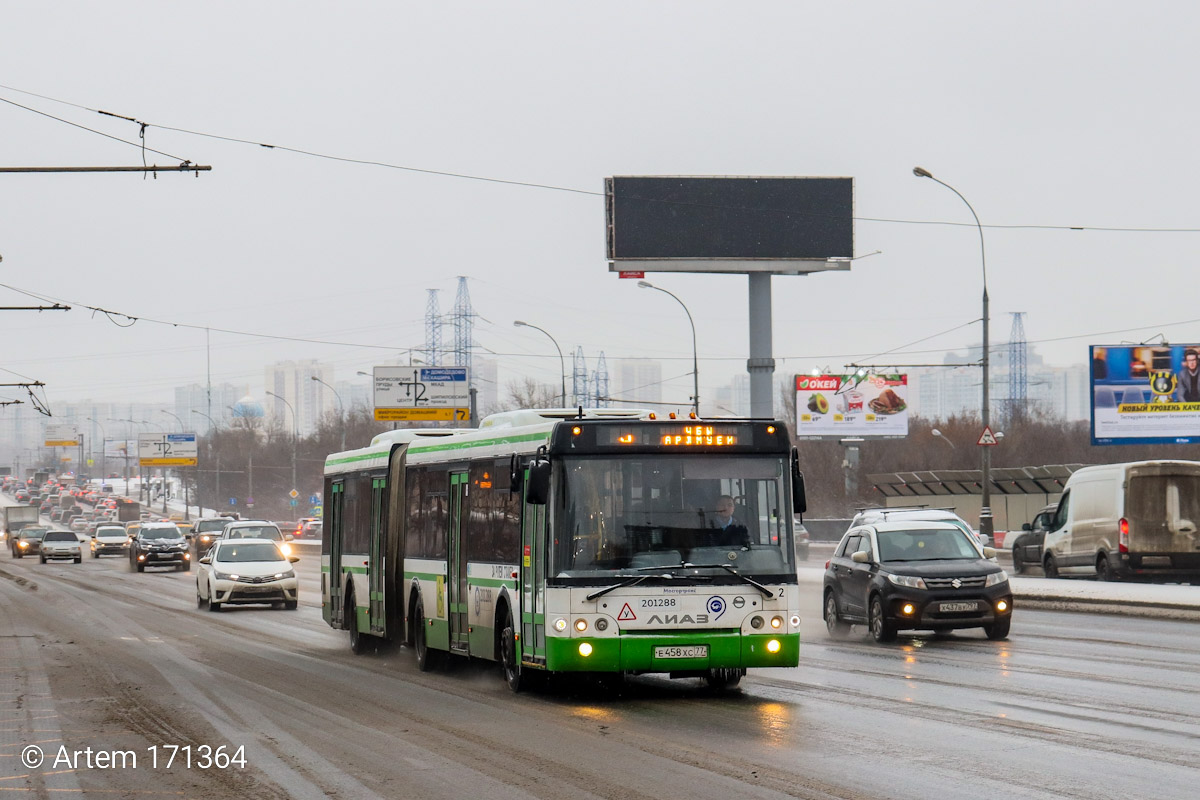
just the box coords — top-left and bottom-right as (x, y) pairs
(1119, 517), (1129, 553)
(824, 560), (830, 569)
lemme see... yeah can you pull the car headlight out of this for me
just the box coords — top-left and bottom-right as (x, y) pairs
(273, 570), (295, 579)
(213, 571), (234, 581)
(984, 570), (1009, 587)
(885, 573), (927, 589)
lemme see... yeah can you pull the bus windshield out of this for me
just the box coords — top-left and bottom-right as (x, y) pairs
(552, 454), (794, 581)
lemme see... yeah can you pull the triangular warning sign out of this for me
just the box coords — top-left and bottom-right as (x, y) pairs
(977, 426), (999, 446)
(617, 603), (637, 621)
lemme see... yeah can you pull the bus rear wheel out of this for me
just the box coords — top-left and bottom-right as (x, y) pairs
(347, 595), (368, 655)
(413, 598), (441, 672)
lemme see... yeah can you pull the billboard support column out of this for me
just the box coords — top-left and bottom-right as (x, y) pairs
(748, 273), (775, 419)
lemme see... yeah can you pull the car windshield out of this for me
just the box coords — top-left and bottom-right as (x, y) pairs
(21, 529), (47, 540)
(142, 527), (181, 540)
(229, 526), (281, 540)
(96, 527), (125, 536)
(43, 532), (76, 542)
(551, 454), (794, 580)
(195, 519), (227, 532)
(217, 542), (284, 562)
(877, 528), (982, 562)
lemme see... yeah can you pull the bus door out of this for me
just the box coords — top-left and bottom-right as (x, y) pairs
(324, 481), (344, 627)
(520, 481), (546, 664)
(448, 471), (469, 652)
(369, 477), (387, 634)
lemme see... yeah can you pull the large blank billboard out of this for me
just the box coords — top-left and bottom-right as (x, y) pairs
(1091, 343), (1200, 445)
(606, 176), (853, 270)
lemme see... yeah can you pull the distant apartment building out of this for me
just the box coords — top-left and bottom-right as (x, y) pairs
(264, 360), (333, 436)
(614, 359), (663, 409)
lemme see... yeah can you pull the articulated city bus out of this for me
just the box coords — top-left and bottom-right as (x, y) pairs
(321, 408), (806, 691)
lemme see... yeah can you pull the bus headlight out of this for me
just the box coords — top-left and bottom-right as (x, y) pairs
(766, 639), (781, 653)
(770, 616), (783, 629)
(574, 619), (588, 632)
(578, 642), (593, 657)
(553, 618), (568, 632)
(595, 618), (609, 631)
(750, 616), (764, 629)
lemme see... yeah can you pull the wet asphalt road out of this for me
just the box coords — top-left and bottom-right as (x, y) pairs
(2, 543), (1199, 800)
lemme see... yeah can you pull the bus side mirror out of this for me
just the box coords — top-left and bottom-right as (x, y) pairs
(791, 448), (807, 518)
(526, 458), (551, 505)
(509, 453), (524, 495)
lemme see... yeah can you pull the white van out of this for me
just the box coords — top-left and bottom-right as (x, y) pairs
(1042, 460), (1200, 580)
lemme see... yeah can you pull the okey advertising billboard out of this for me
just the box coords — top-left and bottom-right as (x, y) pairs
(1091, 343), (1200, 445)
(795, 374), (908, 439)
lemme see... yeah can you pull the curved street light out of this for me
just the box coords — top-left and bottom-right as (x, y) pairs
(913, 166), (992, 541)
(513, 320), (566, 407)
(311, 375), (346, 452)
(265, 390), (298, 497)
(638, 280), (699, 415)
(931, 428), (957, 450)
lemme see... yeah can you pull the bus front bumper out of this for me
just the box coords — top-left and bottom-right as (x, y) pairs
(544, 631), (799, 673)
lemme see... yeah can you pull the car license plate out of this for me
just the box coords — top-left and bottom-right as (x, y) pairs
(940, 601), (978, 613)
(654, 645), (708, 659)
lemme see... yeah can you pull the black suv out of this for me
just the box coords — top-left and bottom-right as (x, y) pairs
(823, 521), (1013, 642)
(1008, 503), (1058, 574)
(129, 522), (191, 572)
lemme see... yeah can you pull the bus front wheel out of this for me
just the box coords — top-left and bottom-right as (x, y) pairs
(347, 594), (368, 655)
(500, 607), (526, 693)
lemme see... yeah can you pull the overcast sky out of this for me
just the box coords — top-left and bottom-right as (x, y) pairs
(2, 2), (1198, 415)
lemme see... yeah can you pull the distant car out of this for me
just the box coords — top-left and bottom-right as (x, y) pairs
(70, 517), (89, 534)
(191, 518), (231, 555)
(219, 521), (292, 556)
(40, 530), (82, 563)
(196, 539), (299, 611)
(794, 520), (811, 561)
(128, 522), (190, 572)
(300, 520), (322, 539)
(10, 526), (48, 558)
(1009, 504), (1058, 574)
(292, 517), (319, 538)
(91, 524), (130, 557)
(38, 500), (53, 514)
(823, 521), (1012, 643)
(14, 489), (30, 502)
(850, 507), (990, 551)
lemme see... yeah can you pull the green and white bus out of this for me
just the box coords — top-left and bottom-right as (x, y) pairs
(321, 408), (806, 691)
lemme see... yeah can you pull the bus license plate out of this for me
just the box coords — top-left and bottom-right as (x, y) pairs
(940, 601), (978, 613)
(654, 645), (707, 659)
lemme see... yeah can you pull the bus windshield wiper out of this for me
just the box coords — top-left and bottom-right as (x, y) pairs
(586, 575), (650, 601)
(682, 563), (776, 598)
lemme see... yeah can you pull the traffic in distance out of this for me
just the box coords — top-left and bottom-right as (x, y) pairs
(5, 415), (1200, 698)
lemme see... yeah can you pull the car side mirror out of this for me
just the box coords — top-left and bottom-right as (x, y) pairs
(288, 555), (300, 564)
(199, 556), (212, 564)
(850, 550), (871, 564)
(983, 547), (996, 558)
(1022, 522), (1032, 531)
(285, 533), (294, 541)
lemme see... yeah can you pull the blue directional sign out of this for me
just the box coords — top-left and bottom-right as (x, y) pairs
(229, 497), (236, 506)
(309, 494), (320, 504)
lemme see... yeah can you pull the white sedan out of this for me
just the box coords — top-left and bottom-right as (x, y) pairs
(195, 539), (299, 612)
(40, 530), (82, 563)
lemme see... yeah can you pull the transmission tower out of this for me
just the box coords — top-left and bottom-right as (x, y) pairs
(423, 289), (442, 365)
(1008, 311), (1028, 417)
(572, 346), (589, 407)
(593, 352), (610, 408)
(451, 276), (475, 373)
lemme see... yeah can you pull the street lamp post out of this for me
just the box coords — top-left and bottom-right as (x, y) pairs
(265, 391), (298, 503)
(638, 280), (699, 415)
(513, 320), (566, 407)
(86, 417), (107, 487)
(311, 376), (346, 452)
(193, 410), (221, 519)
(913, 166), (992, 541)
(931, 428), (957, 450)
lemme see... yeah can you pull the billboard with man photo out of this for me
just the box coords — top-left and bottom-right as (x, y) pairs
(1090, 343), (1200, 445)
